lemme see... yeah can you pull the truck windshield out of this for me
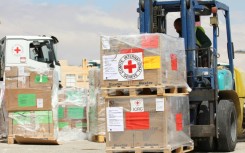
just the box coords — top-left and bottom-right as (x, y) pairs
(29, 40), (57, 64)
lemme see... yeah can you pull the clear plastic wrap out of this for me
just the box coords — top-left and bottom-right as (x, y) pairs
(8, 110), (57, 138)
(0, 82), (5, 107)
(3, 66), (60, 142)
(57, 88), (88, 142)
(166, 96), (193, 150)
(87, 68), (106, 141)
(0, 85), (8, 138)
(105, 96), (193, 150)
(101, 33), (187, 87)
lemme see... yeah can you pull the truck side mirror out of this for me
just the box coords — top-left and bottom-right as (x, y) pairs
(49, 60), (55, 68)
(51, 36), (59, 44)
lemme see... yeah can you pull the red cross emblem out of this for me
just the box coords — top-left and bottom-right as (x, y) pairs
(118, 53), (143, 81)
(124, 60), (136, 74)
(14, 47), (21, 54)
(135, 101), (140, 106)
(12, 45), (23, 55)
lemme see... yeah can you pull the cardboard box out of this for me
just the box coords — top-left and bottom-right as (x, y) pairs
(5, 78), (18, 88)
(58, 119), (72, 130)
(58, 103), (87, 133)
(106, 131), (134, 147)
(5, 66), (53, 89)
(105, 96), (191, 148)
(8, 111), (54, 138)
(5, 77), (30, 89)
(58, 119), (87, 132)
(5, 66), (31, 77)
(17, 76), (30, 88)
(58, 105), (86, 120)
(5, 89), (52, 111)
(5, 67), (18, 77)
(29, 71), (53, 89)
(100, 34), (187, 88)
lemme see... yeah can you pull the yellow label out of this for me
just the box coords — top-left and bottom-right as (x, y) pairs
(144, 56), (161, 69)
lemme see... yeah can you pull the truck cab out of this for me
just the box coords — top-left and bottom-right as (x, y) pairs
(0, 35), (60, 80)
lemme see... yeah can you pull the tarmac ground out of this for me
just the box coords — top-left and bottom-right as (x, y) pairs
(0, 140), (244, 153)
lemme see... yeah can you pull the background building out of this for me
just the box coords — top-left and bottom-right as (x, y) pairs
(59, 59), (89, 88)
(59, 59), (100, 89)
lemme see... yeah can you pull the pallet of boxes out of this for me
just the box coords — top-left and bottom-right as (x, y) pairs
(4, 66), (59, 144)
(57, 87), (88, 142)
(100, 34), (194, 153)
(87, 68), (106, 143)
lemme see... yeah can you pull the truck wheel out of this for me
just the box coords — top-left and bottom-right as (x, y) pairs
(197, 101), (216, 151)
(217, 100), (237, 152)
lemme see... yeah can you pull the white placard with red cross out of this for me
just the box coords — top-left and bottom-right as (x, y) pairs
(130, 98), (144, 112)
(12, 44), (24, 56)
(117, 53), (144, 81)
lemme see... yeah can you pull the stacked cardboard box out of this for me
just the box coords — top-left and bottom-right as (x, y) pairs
(57, 88), (88, 141)
(5, 66), (53, 89)
(100, 33), (187, 87)
(87, 68), (106, 142)
(4, 66), (58, 144)
(106, 96), (192, 149)
(100, 34), (193, 152)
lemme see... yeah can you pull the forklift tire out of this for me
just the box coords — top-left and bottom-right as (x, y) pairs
(217, 100), (237, 152)
(197, 101), (216, 152)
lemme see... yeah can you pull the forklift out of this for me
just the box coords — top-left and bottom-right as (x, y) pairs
(138, 0), (243, 151)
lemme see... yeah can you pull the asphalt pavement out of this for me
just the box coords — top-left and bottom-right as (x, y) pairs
(0, 140), (244, 153)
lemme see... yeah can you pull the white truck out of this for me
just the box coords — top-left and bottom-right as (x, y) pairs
(0, 35), (61, 81)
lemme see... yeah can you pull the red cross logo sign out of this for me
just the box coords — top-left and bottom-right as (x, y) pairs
(135, 101), (140, 106)
(14, 47), (21, 54)
(118, 53), (144, 81)
(124, 60), (136, 74)
(130, 98), (144, 112)
(12, 45), (23, 56)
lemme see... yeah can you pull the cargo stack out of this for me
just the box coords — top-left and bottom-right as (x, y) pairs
(87, 68), (106, 143)
(4, 66), (59, 144)
(57, 88), (88, 142)
(100, 34), (194, 153)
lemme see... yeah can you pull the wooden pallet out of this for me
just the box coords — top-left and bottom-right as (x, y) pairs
(91, 134), (106, 143)
(102, 85), (188, 98)
(106, 145), (193, 153)
(7, 136), (15, 144)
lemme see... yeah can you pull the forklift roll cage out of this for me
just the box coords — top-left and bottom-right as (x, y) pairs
(138, 0), (234, 88)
